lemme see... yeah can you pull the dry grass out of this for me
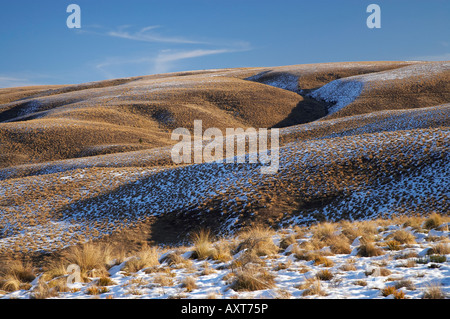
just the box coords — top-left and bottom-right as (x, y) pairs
(428, 243), (450, 255)
(329, 236), (352, 254)
(391, 230), (416, 244)
(181, 276), (198, 292)
(230, 264), (276, 292)
(235, 225), (279, 257)
(190, 229), (215, 260)
(298, 278), (327, 297)
(153, 274), (175, 287)
(313, 256), (335, 267)
(422, 282), (446, 299)
(61, 243), (112, 279)
(394, 279), (415, 291)
(312, 223), (336, 241)
(279, 234), (297, 250)
(211, 240), (233, 262)
(354, 280), (367, 287)
(0, 259), (36, 292)
(86, 285), (109, 295)
(316, 269), (334, 281)
(424, 213), (443, 230)
(30, 280), (60, 299)
(123, 245), (159, 273)
(97, 276), (116, 287)
(340, 261), (357, 272)
(160, 251), (193, 269)
(381, 286), (406, 299)
(357, 239), (384, 257)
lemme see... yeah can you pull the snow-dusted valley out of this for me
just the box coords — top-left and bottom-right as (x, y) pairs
(0, 61), (449, 299)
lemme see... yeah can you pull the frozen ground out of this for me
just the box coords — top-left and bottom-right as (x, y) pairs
(2, 219), (449, 299)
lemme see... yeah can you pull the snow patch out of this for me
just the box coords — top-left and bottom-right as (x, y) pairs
(308, 79), (364, 114)
(246, 72), (300, 93)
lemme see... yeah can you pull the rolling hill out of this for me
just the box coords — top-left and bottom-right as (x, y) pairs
(0, 60), (449, 257)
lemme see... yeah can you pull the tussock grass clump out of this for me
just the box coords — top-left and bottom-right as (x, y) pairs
(61, 243), (112, 279)
(291, 246), (320, 262)
(123, 245), (159, 273)
(273, 260), (292, 271)
(381, 286), (406, 299)
(97, 276), (116, 287)
(200, 262), (217, 276)
(160, 251), (193, 269)
(313, 256), (334, 267)
(279, 234), (297, 250)
(312, 223), (336, 242)
(386, 240), (402, 251)
(340, 221), (364, 242)
(424, 213), (443, 230)
(0, 259), (36, 292)
(235, 225), (279, 257)
(230, 264), (276, 292)
(340, 262), (357, 272)
(422, 282), (446, 299)
(427, 243), (450, 256)
(357, 238), (384, 257)
(181, 276), (198, 292)
(230, 251), (264, 270)
(153, 274), (175, 287)
(316, 269), (334, 281)
(329, 236), (352, 254)
(86, 285), (109, 295)
(30, 280), (60, 299)
(41, 261), (67, 283)
(212, 240), (232, 262)
(298, 278), (327, 297)
(391, 230), (416, 245)
(190, 229), (215, 260)
(394, 279), (415, 291)
(400, 215), (424, 230)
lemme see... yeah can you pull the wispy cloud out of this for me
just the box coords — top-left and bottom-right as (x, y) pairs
(87, 24), (252, 78)
(105, 25), (205, 44)
(153, 48), (234, 73)
(94, 47), (247, 78)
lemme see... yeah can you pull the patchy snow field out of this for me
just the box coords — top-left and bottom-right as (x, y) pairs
(2, 218), (449, 299)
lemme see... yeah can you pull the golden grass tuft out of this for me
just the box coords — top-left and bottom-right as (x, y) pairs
(97, 276), (116, 287)
(422, 282), (446, 299)
(424, 213), (443, 230)
(391, 230), (416, 244)
(312, 222), (336, 242)
(298, 278), (327, 297)
(279, 234), (297, 250)
(357, 238), (384, 257)
(230, 264), (276, 292)
(123, 245), (159, 273)
(160, 251), (193, 269)
(235, 225), (279, 257)
(190, 229), (215, 260)
(381, 286), (406, 298)
(61, 243), (112, 279)
(0, 259), (36, 292)
(181, 276), (198, 292)
(316, 269), (334, 281)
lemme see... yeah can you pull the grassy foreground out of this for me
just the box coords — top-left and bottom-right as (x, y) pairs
(1, 213), (449, 299)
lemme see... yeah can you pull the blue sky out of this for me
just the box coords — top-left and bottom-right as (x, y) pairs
(0, 0), (449, 87)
